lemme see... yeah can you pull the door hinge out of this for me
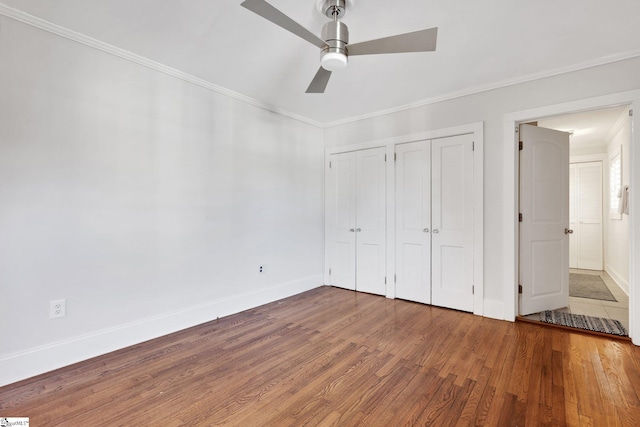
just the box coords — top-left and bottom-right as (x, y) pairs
(329, 161), (332, 169)
(519, 213), (523, 222)
(515, 126), (519, 133)
(329, 268), (332, 275)
(519, 141), (523, 151)
(394, 274), (397, 283)
(384, 276), (387, 284)
(518, 284), (523, 294)
(472, 285), (475, 295)
(472, 141), (475, 151)
(394, 152), (397, 161)
(384, 154), (387, 162)
(630, 110), (634, 117)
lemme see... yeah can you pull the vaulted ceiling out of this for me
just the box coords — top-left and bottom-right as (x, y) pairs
(2, 0), (640, 124)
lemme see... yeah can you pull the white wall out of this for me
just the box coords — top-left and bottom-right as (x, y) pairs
(0, 16), (324, 386)
(570, 145), (607, 157)
(324, 56), (640, 314)
(605, 110), (631, 293)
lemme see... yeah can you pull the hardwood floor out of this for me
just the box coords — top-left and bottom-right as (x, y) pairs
(2, 286), (640, 426)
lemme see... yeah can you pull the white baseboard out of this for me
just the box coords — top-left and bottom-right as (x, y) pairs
(605, 264), (629, 295)
(483, 299), (506, 321)
(0, 276), (322, 387)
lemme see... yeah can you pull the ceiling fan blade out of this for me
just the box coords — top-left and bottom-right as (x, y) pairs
(306, 67), (332, 93)
(241, 0), (327, 49)
(348, 27), (438, 56)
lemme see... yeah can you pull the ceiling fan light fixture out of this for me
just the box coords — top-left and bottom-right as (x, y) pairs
(321, 52), (348, 71)
(320, 20), (349, 71)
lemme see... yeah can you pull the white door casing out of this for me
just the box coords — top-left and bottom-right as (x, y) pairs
(431, 134), (475, 312)
(503, 92), (638, 344)
(519, 124), (570, 315)
(395, 141), (431, 304)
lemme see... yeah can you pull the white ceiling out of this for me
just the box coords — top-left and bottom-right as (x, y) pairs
(2, 0), (640, 124)
(538, 106), (629, 151)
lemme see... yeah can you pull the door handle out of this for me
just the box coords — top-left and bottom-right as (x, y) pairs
(423, 228), (430, 233)
(355, 228), (362, 232)
(349, 228), (355, 232)
(565, 228), (574, 234)
(432, 229), (439, 234)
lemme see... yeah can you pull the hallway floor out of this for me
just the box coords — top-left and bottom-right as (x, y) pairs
(525, 269), (629, 332)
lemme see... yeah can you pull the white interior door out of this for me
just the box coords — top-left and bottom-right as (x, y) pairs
(326, 152), (356, 290)
(569, 164), (578, 268)
(355, 148), (387, 296)
(519, 124), (570, 315)
(431, 134), (474, 312)
(395, 141), (431, 304)
(576, 162), (603, 270)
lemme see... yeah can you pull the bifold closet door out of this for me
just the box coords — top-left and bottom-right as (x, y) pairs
(394, 135), (474, 312)
(326, 152), (356, 290)
(354, 148), (387, 296)
(326, 148), (386, 295)
(431, 134), (474, 312)
(395, 141), (431, 304)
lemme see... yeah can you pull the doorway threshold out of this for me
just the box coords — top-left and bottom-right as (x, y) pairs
(517, 315), (631, 341)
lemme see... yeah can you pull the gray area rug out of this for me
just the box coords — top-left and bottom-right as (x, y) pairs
(540, 310), (628, 336)
(569, 273), (616, 302)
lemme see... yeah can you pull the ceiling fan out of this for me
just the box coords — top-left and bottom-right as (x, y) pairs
(240, 0), (438, 93)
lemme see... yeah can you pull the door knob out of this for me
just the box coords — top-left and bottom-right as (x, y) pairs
(432, 229), (439, 234)
(423, 228), (430, 233)
(565, 228), (574, 235)
(356, 228), (362, 232)
(349, 228), (355, 232)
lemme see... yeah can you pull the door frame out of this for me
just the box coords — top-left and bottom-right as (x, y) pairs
(324, 121), (484, 315)
(502, 90), (640, 345)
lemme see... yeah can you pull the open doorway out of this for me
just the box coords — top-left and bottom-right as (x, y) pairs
(519, 105), (631, 335)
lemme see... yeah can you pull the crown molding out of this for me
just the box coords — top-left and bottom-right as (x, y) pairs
(324, 49), (640, 128)
(2, 2), (639, 129)
(0, 3), (324, 128)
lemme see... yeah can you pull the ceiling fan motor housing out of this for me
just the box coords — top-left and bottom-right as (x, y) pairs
(320, 20), (349, 70)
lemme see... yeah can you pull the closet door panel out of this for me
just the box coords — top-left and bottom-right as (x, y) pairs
(395, 141), (431, 303)
(578, 223), (602, 269)
(355, 148), (386, 296)
(431, 134), (474, 312)
(327, 152), (356, 290)
(576, 162), (603, 270)
(569, 164), (578, 268)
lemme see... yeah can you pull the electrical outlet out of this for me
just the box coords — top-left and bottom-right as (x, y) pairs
(259, 265), (267, 274)
(50, 299), (66, 318)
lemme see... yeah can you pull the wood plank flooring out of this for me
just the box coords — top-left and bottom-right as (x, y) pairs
(2, 286), (640, 426)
